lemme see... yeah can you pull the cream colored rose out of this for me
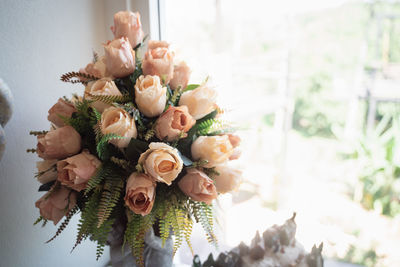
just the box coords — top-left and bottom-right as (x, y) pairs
(178, 84), (217, 120)
(85, 78), (123, 113)
(36, 160), (58, 184)
(142, 43), (174, 84)
(111, 11), (144, 48)
(47, 98), (76, 128)
(155, 106), (195, 141)
(214, 165), (242, 194)
(57, 150), (101, 192)
(138, 142), (183, 185)
(134, 75), (167, 118)
(80, 56), (110, 79)
(37, 126), (82, 160)
(101, 107), (137, 148)
(104, 37), (135, 78)
(227, 134), (241, 160)
(170, 61), (191, 90)
(178, 168), (217, 205)
(35, 186), (77, 225)
(124, 172), (156, 216)
(191, 135), (233, 167)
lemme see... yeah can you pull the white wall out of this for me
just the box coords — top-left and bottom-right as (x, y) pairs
(0, 0), (134, 266)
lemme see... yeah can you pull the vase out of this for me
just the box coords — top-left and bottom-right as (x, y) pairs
(0, 79), (13, 160)
(107, 218), (173, 267)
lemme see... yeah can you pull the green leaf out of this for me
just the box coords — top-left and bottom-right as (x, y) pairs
(184, 84), (200, 92)
(125, 138), (149, 161)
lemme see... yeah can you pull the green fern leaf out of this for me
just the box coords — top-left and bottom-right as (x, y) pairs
(46, 205), (79, 243)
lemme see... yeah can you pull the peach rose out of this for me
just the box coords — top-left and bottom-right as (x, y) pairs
(138, 142), (183, 185)
(148, 40), (170, 50)
(101, 107), (137, 148)
(37, 126), (82, 160)
(214, 165), (242, 194)
(47, 98), (76, 128)
(134, 75), (167, 117)
(35, 186), (77, 225)
(155, 106), (195, 141)
(227, 134), (241, 160)
(111, 11), (144, 48)
(36, 160), (58, 184)
(124, 172), (156, 216)
(142, 42), (174, 84)
(80, 56), (109, 79)
(169, 61), (191, 90)
(85, 78), (122, 113)
(178, 168), (217, 205)
(104, 37), (135, 78)
(191, 135), (233, 167)
(57, 150), (101, 192)
(178, 83), (217, 120)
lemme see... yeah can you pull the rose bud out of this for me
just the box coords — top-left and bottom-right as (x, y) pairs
(227, 134), (241, 160)
(169, 61), (191, 90)
(178, 83), (217, 120)
(37, 126), (82, 160)
(36, 160), (58, 184)
(47, 98), (76, 128)
(104, 37), (135, 78)
(148, 40), (170, 50)
(142, 43), (174, 84)
(178, 168), (217, 205)
(35, 186), (77, 225)
(191, 135), (234, 168)
(84, 77), (122, 113)
(134, 75), (167, 118)
(80, 56), (109, 79)
(155, 106), (195, 141)
(214, 165), (242, 194)
(101, 107), (137, 148)
(124, 172), (156, 216)
(111, 11), (144, 48)
(57, 150), (101, 192)
(138, 142), (183, 185)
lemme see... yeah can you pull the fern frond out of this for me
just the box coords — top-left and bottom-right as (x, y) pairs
(144, 129), (155, 141)
(198, 203), (218, 246)
(93, 218), (115, 260)
(183, 215), (194, 255)
(96, 175), (124, 228)
(72, 191), (101, 251)
(170, 87), (182, 105)
(87, 93), (132, 104)
(110, 156), (131, 171)
(33, 216), (43, 225)
(84, 164), (110, 195)
(60, 71), (99, 85)
(29, 130), (48, 136)
(96, 133), (124, 160)
(92, 50), (99, 63)
(46, 205), (79, 243)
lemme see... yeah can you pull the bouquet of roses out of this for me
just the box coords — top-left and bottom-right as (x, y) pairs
(29, 10), (242, 266)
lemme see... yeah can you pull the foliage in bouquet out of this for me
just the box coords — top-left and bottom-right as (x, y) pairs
(29, 11), (242, 266)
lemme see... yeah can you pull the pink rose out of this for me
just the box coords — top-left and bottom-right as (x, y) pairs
(124, 172), (156, 216)
(178, 168), (217, 205)
(36, 160), (58, 184)
(214, 165), (242, 194)
(47, 98), (76, 128)
(142, 41), (174, 84)
(169, 61), (191, 90)
(80, 56), (109, 79)
(37, 126), (82, 160)
(111, 11), (144, 48)
(35, 186), (77, 225)
(155, 106), (195, 141)
(104, 37), (135, 78)
(57, 150), (101, 192)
